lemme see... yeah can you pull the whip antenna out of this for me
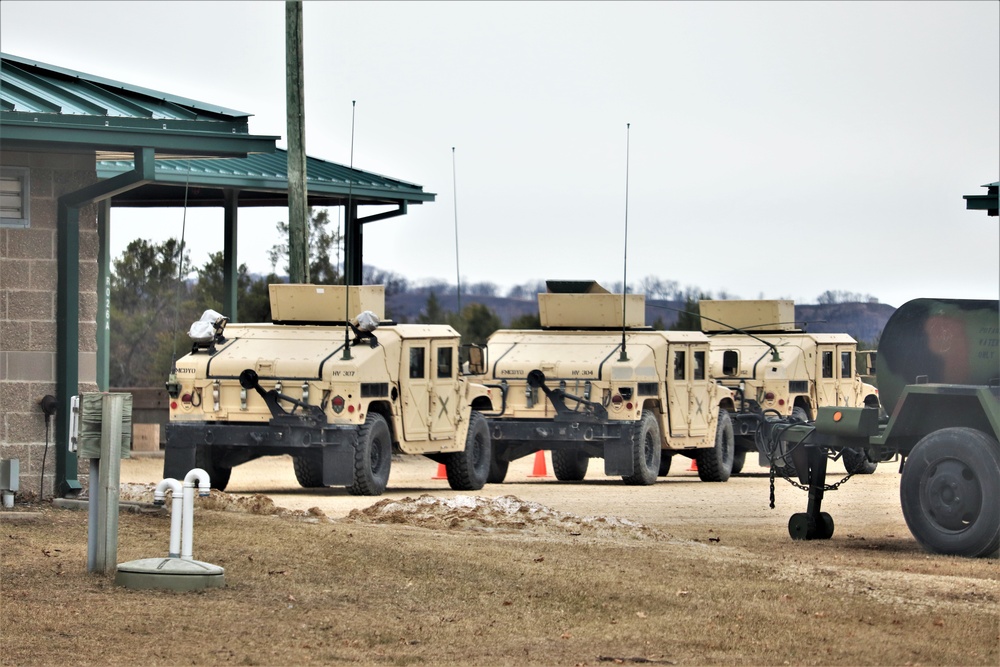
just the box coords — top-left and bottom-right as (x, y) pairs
(452, 146), (461, 314)
(343, 100), (356, 360)
(619, 123), (631, 362)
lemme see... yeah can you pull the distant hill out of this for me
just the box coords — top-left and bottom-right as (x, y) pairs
(387, 289), (894, 344)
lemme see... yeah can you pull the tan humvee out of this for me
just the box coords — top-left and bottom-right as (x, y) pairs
(699, 299), (880, 474)
(164, 284), (497, 495)
(479, 281), (736, 484)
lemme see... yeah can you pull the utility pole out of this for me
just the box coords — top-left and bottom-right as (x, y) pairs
(286, 0), (309, 283)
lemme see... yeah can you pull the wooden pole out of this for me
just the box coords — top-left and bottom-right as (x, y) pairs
(286, 0), (309, 283)
(93, 394), (123, 575)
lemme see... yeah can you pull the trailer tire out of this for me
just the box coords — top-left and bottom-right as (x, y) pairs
(842, 448), (877, 475)
(552, 449), (589, 481)
(622, 410), (661, 486)
(446, 412), (491, 491)
(292, 455), (325, 488)
(348, 413), (392, 496)
(731, 449), (747, 475)
(900, 427), (1000, 558)
(696, 410), (734, 482)
(658, 453), (672, 477)
(195, 447), (231, 492)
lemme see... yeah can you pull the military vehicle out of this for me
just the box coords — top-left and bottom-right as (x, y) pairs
(699, 299), (880, 475)
(760, 298), (999, 557)
(163, 284), (497, 496)
(479, 281), (736, 485)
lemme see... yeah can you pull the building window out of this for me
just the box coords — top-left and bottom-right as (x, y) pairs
(0, 167), (30, 228)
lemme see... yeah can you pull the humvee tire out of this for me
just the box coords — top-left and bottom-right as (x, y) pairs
(696, 410), (734, 482)
(657, 452), (672, 477)
(445, 412), (491, 491)
(195, 446), (231, 492)
(731, 449), (746, 475)
(842, 448), (877, 475)
(622, 410), (661, 486)
(487, 452), (509, 484)
(552, 449), (589, 481)
(900, 427), (1000, 558)
(292, 455), (325, 488)
(348, 413), (393, 496)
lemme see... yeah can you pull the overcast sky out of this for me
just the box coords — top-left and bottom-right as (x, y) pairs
(2, 1), (998, 307)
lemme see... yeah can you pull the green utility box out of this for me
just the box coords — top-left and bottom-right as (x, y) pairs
(78, 393), (133, 459)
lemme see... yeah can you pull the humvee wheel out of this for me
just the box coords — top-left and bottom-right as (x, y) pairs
(696, 410), (734, 482)
(788, 512), (834, 540)
(292, 455), (325, 488)
(195, 447), (231, 492)
(446, 412), (491, 491)
(552, 449), (589, 481)
(900, 428), (1000, 558)
(622, 410), (661, 486)
(657, 453), (672, 477)
(487, 452), (509, 484)
(842, 448), (877, 475)
(731, 450), (746, 475)
(348, 413), (392, 496)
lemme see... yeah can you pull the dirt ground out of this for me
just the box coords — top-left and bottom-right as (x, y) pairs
(2, 452), (998, 666)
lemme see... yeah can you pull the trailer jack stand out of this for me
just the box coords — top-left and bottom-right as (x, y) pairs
(788, 446), (834, 540)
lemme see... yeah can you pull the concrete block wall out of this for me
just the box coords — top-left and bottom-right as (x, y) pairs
(1, 150), (100, 499)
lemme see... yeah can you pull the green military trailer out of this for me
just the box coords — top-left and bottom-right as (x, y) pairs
(763, 298), (999, 557)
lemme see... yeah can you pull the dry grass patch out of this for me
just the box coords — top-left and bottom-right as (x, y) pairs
(2, 494), (997, 666)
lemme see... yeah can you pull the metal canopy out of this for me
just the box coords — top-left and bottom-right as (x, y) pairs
(0, 52), (277, 157)
(96, 149), (435, 209)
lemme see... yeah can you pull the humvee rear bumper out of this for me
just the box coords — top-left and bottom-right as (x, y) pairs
(487, 418), (637, 476)
(164, 422), (357, 486)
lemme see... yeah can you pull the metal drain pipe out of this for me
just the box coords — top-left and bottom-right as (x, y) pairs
(181, 469), (211, 561)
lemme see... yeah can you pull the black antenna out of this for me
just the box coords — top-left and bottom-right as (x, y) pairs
(166, 169), (191, 397)
(452, 146), (461, 314)
(619, 123), (630, 362)
(342, 100), (356, 361)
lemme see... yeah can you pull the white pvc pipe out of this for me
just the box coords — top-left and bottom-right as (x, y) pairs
(181, 468), (211, 561)
(154, 478), (183, 558)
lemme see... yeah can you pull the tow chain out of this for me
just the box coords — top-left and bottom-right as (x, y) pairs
(769, 459), (854, 509)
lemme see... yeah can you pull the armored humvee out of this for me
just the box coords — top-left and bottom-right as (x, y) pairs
(163, 284), (497, 496)
(479, 281), (736, 484)
(699, 299), (880, 475)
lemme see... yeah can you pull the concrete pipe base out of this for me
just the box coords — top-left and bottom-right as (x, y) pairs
(115, 557), (225, 591)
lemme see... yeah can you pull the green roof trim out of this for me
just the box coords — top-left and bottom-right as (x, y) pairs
(1, 52), (277, 158)
(96, 149), (435, 208)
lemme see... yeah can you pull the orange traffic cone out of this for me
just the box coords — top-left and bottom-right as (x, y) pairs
(528, 451), (549, 478)
(688, 458), (698, 471)
(433, 462), (447, 480)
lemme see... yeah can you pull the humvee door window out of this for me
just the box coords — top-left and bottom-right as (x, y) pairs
(410, 348), (426, 379)
(723, 350), (739, 376)
(437, 347), (453, 378)
(693, 351), (706, 380)
(821, 351), (834, 378)
(674, 351), (686, 380)
(841, 351), (852, 378)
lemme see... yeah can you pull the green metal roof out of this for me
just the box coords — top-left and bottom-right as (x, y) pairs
(96, 149), (435, 208)
(963, 181), (999, 216)
(0, 52), (276, 158)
